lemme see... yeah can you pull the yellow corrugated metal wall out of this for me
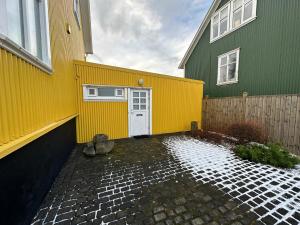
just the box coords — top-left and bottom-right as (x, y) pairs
(0, 0), (85, 158)
(75, 61), (203, 143)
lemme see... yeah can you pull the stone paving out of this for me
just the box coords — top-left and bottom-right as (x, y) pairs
(31, 135), (297, 225)
(164, 136), (300, 225)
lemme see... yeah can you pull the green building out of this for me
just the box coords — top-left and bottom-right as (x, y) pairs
(179, 0), (300, 97)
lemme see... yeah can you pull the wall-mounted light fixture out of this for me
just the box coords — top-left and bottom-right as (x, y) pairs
(138, 78), (144, 86)
(66, 23), (72, 34)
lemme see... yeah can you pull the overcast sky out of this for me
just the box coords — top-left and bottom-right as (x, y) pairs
(87, 0), (213, 77)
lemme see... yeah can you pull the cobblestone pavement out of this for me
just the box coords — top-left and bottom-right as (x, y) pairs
(32, 135), (267, 225)
(164, 136), (300, 225)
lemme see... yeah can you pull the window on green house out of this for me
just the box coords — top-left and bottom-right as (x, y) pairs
(217, 48), (240, 85)
(210, 0), (257, 42)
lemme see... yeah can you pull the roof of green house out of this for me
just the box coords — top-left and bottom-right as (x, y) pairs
(179, 0), (222, 69)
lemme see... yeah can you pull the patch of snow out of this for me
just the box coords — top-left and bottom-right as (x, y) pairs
(163, 136), (300, 225)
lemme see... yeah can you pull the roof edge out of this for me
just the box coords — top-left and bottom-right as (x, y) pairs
(178, 0), (221, 69)
(80, 0), (93, 54)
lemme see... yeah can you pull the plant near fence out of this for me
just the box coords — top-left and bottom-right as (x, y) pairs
(227, 121), (267, 144)
(235, 143), (300, 169)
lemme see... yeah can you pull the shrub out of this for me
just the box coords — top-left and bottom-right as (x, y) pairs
(235, 143), (300, 169)
(192, 130), (223, 144)
(227, 121), (266, 144)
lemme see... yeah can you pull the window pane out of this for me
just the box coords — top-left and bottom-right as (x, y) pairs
(140, 105), (146, 110)
(220, 7), (228, 20)
(27, 0), (42, 58)
(133, 92), (139, 97)
(232, 8), (242, 28)
(140, 98), (146, 103)
(6, 0), (23, 46)
(213, 23), (219, 38)
(220, 66), (227, 83)
(116, 89), (123, 96)
(133, 105), (139, 110)
(98, 87), (115, 96)
(229, 53), (237, 63)
(233, 0), (243, 10)
(220, 19), (228, 35)
(228, 63), (237, 80)
(140, 92), (146, 97)
(220, 56), (227, 66)
(244, 1), (253, 21)
(213, 15), (219, 24)
(133, 98), (139, 103)
(88, 89), (95, 95)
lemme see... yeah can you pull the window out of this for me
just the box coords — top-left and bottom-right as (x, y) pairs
(84, 86), (126, 101)
(217, 49), (240, 85)
(210, 0), (257, 42)
(0, 0), (51, 69)
(132, 91), (147, 111)
(73, 0), (81, 28)
(211, 3), (230, 40)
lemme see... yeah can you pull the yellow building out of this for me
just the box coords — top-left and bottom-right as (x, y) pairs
(0, 1), (203, 225)
(75, 61), (203, 143)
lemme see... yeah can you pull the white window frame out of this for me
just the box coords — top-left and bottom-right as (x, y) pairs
(73, 0), (81, 29)
(210, 2), (231, 41)
(217, 48), (240, 86)
(0, 0), (52, 73)
(84, 85), (127, 102)
(210, 0), (257, 43)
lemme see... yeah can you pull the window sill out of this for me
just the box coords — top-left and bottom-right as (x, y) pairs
(0, 34), (53, 74)
(84, 99), (128, 102)
(210, 16), (257, 44)
(217, 80), (238, 86)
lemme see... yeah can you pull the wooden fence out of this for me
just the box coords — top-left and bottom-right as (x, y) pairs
(202, 95), (300, 155)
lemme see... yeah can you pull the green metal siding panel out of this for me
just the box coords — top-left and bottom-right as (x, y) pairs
(185, 0), (300, 97)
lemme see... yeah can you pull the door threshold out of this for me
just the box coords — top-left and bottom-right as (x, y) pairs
(133, 135), (151, 139)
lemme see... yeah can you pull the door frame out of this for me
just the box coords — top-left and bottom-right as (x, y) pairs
(128, 87), (152, 137)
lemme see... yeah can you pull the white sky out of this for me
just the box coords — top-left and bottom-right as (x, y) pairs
(87, 0), (213, 77)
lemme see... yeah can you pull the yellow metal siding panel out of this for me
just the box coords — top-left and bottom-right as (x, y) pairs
(75, 62), (203, 143)
(0, 0), (85, 157)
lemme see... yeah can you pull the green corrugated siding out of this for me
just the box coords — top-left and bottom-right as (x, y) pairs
(185, 0), (300, 97)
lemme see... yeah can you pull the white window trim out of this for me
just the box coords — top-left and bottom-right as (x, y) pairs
(217, 48), (240, 86)
(210, 0), (257, 43)
(73, 0), (81, 29)
(115, 88), (124, 97)
(0, 0), (52, 74)
(83, 85), (128, 102)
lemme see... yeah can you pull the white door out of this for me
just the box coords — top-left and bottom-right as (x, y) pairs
(129, 89), (151, 136)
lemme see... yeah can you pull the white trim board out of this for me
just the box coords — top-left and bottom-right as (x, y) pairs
(178, 0), (222, 69)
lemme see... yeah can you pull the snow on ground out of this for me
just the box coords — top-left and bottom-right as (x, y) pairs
(163, 136), (300, 225)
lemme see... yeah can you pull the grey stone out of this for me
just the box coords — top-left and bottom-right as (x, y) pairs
(95, 141), (114, 155)
(174, 197), (186, 205)
(93, 134), (108, 144)
(86, 141), (94, 148)
(203, 195), (212, 202)
(175, 206), (186, 214)
(154, 212), (166, 222)
(153, 206), (164, 214)
(192, 218), (204, 225)
(165, 219), (175, 225)
(166, 209), (175, 217)
(83, 146), (96, 156)
(174, 216), (183, 224)
(183, 212), (193, 220)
